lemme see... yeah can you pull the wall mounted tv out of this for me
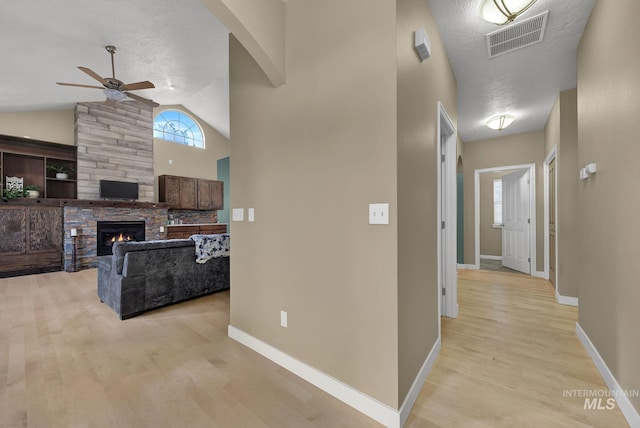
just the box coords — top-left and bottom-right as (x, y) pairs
(99, 180), (139, 200)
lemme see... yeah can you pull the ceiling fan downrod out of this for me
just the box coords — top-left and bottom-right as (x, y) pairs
(106, 45), (117, 79)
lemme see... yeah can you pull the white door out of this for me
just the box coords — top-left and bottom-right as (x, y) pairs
(502, 169), (531, 274)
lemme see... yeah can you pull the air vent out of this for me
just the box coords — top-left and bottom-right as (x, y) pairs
(487, 11), (549, 58)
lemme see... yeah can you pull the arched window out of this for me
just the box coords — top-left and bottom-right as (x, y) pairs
(153, 110), (205, 148)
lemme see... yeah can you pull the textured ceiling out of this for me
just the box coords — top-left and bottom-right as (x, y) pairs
(1, 1), (596, 143)
(0, 0), (230, 138)
(428, 0), (595, 142)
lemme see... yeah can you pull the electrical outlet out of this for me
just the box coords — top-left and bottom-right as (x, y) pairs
(159, 226), (165, 233)
(248, 208), (255, 222)
(280, 310), (287, 328)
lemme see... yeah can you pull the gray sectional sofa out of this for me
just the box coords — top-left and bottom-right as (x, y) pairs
(97, 238), (230, 319)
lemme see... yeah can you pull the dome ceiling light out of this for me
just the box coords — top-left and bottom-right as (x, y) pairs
(479, 0), (538, 25)
(486, 114), (515, 131)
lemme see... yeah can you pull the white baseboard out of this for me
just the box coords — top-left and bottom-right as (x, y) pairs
(576, 323), (640, 427)
(556, 292), (579, 307)
(228, 325), (401, 428)
(479, 254), (502, 260)
(457, 264), (479, 270)
(533, 271), (546, 278)
(399, 337), (441, 427)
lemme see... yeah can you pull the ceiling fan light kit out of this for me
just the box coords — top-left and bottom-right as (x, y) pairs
(103, 88), (128, 102)
(486, 114), (515, 130)
(56, 45), (159, 108)
(479, 0), (538, 25)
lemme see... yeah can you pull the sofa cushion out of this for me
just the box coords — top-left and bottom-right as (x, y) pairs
(112, 239), (194, 274)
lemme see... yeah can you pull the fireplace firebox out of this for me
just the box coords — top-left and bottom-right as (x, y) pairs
(96, 221), (145, 256)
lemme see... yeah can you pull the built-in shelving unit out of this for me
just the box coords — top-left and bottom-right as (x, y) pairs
(0, 134), (77, 199)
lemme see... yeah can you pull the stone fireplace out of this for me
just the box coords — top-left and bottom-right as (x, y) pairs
(75, 102), (154, 202)
(63, 202), (168, 271)
(96, 220), (146, 256)
(60, 101), (219, 272)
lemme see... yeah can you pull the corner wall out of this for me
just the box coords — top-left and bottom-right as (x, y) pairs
(544, 89), (579, 298)
(577, 0), (640, 414)
(228, 0), (399, 408)
(396, 0), (457, 404)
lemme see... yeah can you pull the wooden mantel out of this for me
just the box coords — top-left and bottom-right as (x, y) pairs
(1, 198), (169, 209)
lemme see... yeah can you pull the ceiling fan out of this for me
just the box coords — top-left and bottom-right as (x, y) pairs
(57, 45), (159, 108)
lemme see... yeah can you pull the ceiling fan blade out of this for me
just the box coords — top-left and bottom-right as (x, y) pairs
(56, 82), (105, 89)
(78, 66), (107, 84)
(104, 98), (117, 106)
(122, 81), (155, 91)
(125, 92), (159, 108)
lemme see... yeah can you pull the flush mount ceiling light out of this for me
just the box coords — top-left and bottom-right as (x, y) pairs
(479, 0), (538, 25)
(486, 114), (515, 130)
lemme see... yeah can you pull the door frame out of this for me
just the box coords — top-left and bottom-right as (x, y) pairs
(437, 102), (458, 319)
(474, 163), (536, 274)
(543, 146), (558, 289)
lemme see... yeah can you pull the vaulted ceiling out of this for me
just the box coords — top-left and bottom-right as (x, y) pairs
(0, 0), (230, 138)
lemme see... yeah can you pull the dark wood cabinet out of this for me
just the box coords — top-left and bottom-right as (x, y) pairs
(196, 179), (224, 210)
(159, 175), (181, 207)
(181, 177), (197, 209)
(0, 134), (77, 199)
(159, 174), (223, 210)
(159, 175), (197, 209)
(0, 204), (63, 277)
(210, 180), (223, 210)
(166, 223), (227, 239)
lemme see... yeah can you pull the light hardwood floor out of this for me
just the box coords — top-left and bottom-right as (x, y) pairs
(0, 269), (629, 427)
(406, 269), (629, 427)
(0, 270), (378, 428)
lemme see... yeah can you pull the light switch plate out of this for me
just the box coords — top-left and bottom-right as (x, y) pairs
(232, 208), (244, 222)
(369, 203), (389, 225)
(248, 208), (255, 222)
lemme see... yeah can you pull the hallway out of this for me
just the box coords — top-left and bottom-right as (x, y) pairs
(406, 269), (628, 427)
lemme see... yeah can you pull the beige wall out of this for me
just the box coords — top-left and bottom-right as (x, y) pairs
(577, 0), (640, 413)
(153, 105), (230, 200)
(396, 0), (457, 403)
(463, 131), (545, 270)
(229, 0), (400, 408)
(544, 89), (579, 298)
(0, 109), (74, 145)
(479, 172), (504, 257)
(199, 0), (285, 86)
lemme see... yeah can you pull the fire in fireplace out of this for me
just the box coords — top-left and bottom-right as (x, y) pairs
(96, 221), (145, 256)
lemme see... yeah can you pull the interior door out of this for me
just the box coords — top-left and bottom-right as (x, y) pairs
(502, 169), (531, 274)
(549, 159), (556, 285)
